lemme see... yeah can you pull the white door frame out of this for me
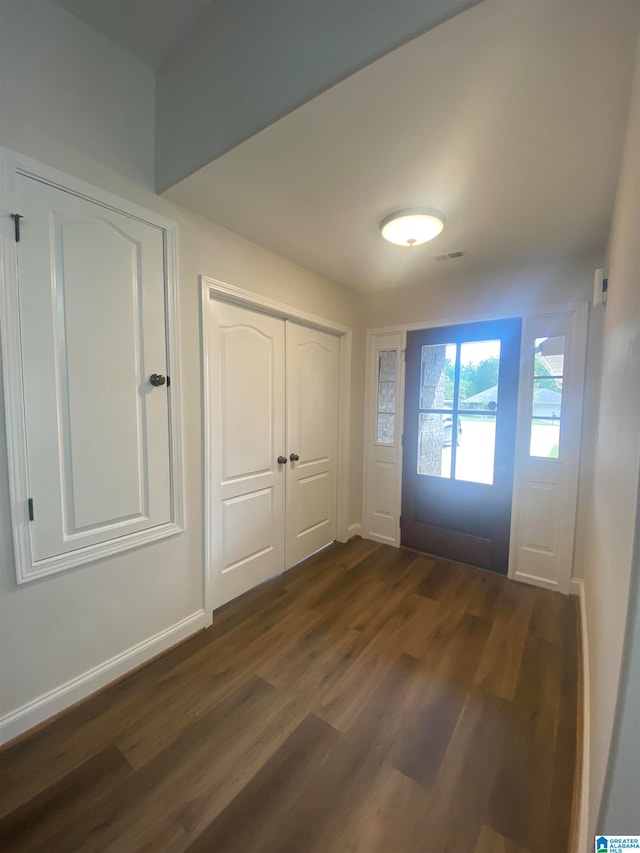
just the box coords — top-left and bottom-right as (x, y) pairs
(200, 276), (352, 624)
(362, 301), (589, 590)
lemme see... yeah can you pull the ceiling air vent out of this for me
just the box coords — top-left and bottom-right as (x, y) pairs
(434, 250), (465, 261)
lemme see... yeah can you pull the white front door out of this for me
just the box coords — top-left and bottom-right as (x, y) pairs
(205, 301), (340, 609)
(286, 322), (339, 569)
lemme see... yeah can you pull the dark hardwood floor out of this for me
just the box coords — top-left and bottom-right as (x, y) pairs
(0, 539), (579, 853)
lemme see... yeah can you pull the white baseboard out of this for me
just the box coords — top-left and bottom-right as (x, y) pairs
(364, 532), (400, 547)
(347, 523), (362, 538)
(573, 578), (591, 853)
(512, 570), (561, 592)
(0, 610), (206, 746)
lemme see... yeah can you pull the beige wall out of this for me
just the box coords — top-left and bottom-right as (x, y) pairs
(0, 0), (363, 720)
(580, 25), (640, 841)
(363, 254), (599, 330)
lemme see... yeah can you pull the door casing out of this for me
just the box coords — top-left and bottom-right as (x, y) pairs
(362, 302), (589, 594)
(201, 276), (352, 624)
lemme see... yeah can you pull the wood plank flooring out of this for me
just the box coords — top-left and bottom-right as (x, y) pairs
(0, 539), (579, 853)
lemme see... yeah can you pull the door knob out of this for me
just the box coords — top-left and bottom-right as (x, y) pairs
(149, 373), (166, 387)
(289, 453), (300, 462)
(277, 456), (287, 465)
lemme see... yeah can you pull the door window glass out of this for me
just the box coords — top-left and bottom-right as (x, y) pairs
(376, 350), (397, 444)
(417, 338), (502, 484)
(417, 413), (452, 477)
(420, 344), (456, 409)
(530, 336), (565, 459)
(458, 340), (501, 409)
(454, 414), (496, 485)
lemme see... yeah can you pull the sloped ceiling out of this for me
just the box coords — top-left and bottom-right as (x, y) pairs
(56, 0), (482, 192)
(55, 0), (640, 293)
(164, 1), (640, 292)
(154, 0), (482, 189)
(56, 0), (213, 67)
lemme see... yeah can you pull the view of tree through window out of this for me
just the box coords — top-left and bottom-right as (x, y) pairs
(418, 339), (501, 484)
(442, 356), (501, 403)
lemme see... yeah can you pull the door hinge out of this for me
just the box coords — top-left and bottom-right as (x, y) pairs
(28, 498), (34, 521)
(10, 213), (23, 242)
(399, 514), (403, 527)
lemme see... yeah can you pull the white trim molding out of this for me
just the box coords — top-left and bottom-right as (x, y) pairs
(200, 276), (352, 624)
(572, 577), (591, 853)
(0, 610), (205, 746)
(347, 523), (362, 538)
(0, 147), (185, 584)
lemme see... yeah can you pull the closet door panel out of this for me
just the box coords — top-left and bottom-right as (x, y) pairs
(286, 322), (339, 568)
(208, 301), (286, 608)
(60, 218), (145, 529)
(16, 174), (172, 564)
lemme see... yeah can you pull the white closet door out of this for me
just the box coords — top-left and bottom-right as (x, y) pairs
(16, 174), (172, 563)
(207, 301), (286, 607)
(285, 322), (339, 569)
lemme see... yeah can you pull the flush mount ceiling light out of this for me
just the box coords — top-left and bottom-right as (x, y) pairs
(380, 209), (445, 247)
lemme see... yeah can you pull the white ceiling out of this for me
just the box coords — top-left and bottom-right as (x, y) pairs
(56, 0), (213, 67)
(165, 0), (640, 292)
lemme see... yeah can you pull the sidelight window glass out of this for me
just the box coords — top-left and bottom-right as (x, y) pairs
(376, 350), (397, 444)
(530, 336), (565, 459)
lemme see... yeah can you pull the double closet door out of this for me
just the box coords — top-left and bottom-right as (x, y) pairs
(207, 300), (339, 609)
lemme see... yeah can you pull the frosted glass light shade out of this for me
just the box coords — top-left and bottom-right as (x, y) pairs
(380, 210), (445, 247)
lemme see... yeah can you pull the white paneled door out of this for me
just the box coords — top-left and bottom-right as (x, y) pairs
(206, 299), (339, 608)
(208, 302), (286, 606)
(286, 322), (339, 568)
(15, 173), (175, 568)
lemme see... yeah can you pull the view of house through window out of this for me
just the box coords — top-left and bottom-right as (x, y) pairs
(530, 336), (565, 458)
(417, 339), (501, 485)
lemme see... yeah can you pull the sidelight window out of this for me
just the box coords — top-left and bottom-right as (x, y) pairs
(529, 336), (565, 459)
(376, 349), (398, 444)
